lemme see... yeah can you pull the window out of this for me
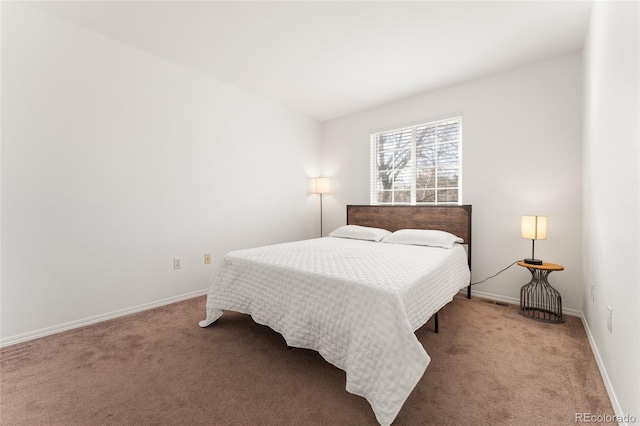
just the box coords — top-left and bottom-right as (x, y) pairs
(370, 117), (461, 205)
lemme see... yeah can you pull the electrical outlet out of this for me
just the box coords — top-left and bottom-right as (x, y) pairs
(204, 253), (211, 264)
(606, 305), (612, 333)
(173, 257), (182, 270)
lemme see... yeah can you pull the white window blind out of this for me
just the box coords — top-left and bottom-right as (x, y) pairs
(370, 117), (461, 205)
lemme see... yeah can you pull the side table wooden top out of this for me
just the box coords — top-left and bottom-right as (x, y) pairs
(517, 261), (564, 271)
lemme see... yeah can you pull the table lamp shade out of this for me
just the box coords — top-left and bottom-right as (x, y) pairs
(521, 216), (547, 240)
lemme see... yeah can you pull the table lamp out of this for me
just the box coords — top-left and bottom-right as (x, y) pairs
(521, 215), (547, 265)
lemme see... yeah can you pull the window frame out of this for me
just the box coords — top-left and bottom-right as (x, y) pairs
(369, 116), (462, 205)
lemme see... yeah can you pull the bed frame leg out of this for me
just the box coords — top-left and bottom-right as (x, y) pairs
(434, 312), (439, 334)
(467, 284), (471, 299)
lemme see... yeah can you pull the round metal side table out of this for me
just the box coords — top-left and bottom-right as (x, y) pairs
(517, 261), (564, 324)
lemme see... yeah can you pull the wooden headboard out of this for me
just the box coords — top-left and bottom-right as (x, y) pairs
(347, 205), (473, 298)
(346, 205), (472, 245)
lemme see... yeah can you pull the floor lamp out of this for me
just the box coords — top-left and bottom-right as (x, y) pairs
(311, 177), (330, 237)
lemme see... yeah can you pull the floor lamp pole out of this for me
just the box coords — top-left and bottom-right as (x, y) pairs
(319, 193), (323, 237)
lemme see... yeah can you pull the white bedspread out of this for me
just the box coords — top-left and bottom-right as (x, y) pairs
(200, 237), (470, 425)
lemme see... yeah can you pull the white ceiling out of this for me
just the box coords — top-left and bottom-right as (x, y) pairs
(28, 1), (592, 121)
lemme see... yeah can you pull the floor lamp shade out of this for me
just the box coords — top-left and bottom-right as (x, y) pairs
(311, 177), (330, 194)
(521, 215), (547, 265)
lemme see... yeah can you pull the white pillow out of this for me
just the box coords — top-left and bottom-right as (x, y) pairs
(382, 229), (463, 249)
(328, 225), (391, 242)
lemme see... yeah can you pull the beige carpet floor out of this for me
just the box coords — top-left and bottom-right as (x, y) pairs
(1, 295), (614, 425)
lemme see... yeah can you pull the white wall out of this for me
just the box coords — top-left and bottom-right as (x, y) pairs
(1, 3), (321, 344)
(322, 53), (583, 312)
(583, 1), (639, 419)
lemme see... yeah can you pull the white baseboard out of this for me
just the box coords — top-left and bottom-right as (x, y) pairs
(464, 288), (582, 317)
(579, 313), (628, 425)
(0, 289), (208, 348)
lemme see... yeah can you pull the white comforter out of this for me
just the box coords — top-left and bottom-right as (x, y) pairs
(200, 237), (470, 425)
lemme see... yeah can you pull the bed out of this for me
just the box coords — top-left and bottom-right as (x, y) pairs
(199, 205), (472, 425)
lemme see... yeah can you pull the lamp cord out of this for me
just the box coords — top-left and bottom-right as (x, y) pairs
(470, 261), (519, 286)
